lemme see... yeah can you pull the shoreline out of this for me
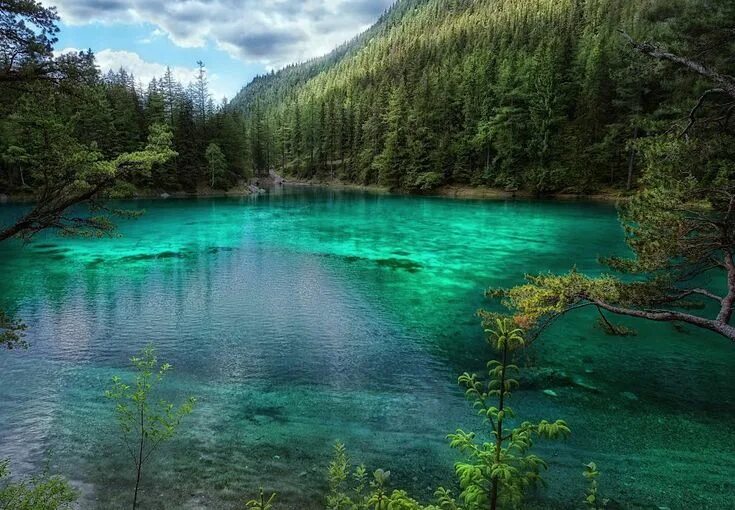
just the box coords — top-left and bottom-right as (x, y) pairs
(0, 180), (630, 205)
(283, 177), (630, 203)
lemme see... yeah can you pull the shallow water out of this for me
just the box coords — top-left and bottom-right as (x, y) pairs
(0, 187), (732, 509)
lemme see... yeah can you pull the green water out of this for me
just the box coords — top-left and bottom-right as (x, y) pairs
(0, 187), (732, 509)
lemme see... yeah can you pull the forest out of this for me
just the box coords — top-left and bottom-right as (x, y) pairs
(232, 0), (735, 193)
(3, 0), (733, 197)
(1, 0), (735, 508)
(1, 50), (249, 196)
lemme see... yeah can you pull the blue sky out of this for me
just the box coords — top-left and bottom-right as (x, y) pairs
(51, 0), (394, 100)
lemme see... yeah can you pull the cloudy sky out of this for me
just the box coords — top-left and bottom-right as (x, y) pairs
(51, 0), (394, 100)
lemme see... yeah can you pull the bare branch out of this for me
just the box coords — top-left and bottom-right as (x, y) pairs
(619, 30), (735, 99)
(681, 88), (726, 138)
(717, 250), (735, 324)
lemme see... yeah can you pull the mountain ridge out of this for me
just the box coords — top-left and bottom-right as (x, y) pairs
(231, 0), (734, 193)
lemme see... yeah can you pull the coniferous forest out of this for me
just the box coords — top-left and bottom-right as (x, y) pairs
(232, 0), (734, 193)
(1, 53), (249, 195)
(2, 0), (735, 509)
(2, 0), (733, 196)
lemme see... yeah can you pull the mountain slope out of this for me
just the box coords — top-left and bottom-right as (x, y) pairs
(231, 0), (734, 193)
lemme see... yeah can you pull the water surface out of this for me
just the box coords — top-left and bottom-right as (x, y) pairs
(0, 187), (732, 509)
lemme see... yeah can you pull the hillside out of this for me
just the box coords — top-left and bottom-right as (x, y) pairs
(231, 0), (734, 193)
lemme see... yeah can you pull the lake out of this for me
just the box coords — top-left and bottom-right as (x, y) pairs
(0, 187), (733, 509)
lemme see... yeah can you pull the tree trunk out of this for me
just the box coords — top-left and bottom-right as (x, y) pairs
(626, 126), (638, 191)
(133, 405), (144, 509)
(490, 342), (508, 510)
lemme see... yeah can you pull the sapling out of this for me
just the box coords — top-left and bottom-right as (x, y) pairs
(246, 488), (277, 510)
(448, 318), (570, 510)
(582, 462), (608, 509)
(106, 346), (196, 509)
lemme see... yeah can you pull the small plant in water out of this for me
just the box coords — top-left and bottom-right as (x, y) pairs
(583, 462), (608, 509)
(106, 345), (196, 509)
(246, 488), (277, 509)
(325, 441), (460, 510)
(448, 318), (570, 509)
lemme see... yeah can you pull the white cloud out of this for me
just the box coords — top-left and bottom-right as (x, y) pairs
(53, 0), (394, 69)
(138, 28), (165, 44)
(59, 47), (232, 100)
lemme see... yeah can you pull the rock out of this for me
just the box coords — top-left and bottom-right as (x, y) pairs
(571, 376), (600, 393)
(621, 391), (639, 401)
(543, 389), (559, 397)
(247, 184), (266, 194)
(520, 368), (573, 389)
(0, 194), (8, 203)
(269, 169), (285, 185)
(160, 192), (170, 199)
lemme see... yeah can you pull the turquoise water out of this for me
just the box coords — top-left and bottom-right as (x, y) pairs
(0, 187), (733, 509)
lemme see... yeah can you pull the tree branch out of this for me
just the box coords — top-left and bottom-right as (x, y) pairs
(717, 250), (735, 324)
(586, 297), (735, 341)
(619, 30), (735, 99)
(681, 88), (726, 138)
(664, 288), (723, 303)
(0, 177), (113, 242)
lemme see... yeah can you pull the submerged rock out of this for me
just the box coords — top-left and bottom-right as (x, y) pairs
(543, 389), (559, 397)
(571, 377), (600, 393)
(375, 257), (422, 273)
(520, 367), (573, 389)
(621, 391), (639, 401)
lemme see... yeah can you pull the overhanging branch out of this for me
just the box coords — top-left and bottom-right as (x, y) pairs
(619, 30), (735, 99)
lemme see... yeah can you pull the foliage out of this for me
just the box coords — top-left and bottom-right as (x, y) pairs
(1, 5), (251, 211)
(0, 0), (59, 84)
(582, 462), (608, 509)
(488, 18), (735, 342)
(325, 442), (459, 510)
(231, 0), (734, 193)
(448, 319), (570, 509)
(205, 142), (227, 188)
(0, 459), (76, 510)
(245, 488), (277, 510)
(0, 83), (178, 240)
(105, 346), (196, 509)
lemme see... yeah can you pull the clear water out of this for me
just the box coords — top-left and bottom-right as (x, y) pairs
(0, 187), (732, 509)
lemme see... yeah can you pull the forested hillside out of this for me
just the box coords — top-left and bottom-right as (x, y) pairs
(232, 0), (734, 193)
(1, 48), (249, 195)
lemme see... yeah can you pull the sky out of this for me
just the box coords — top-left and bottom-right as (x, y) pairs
(50, 0), (394, 101)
